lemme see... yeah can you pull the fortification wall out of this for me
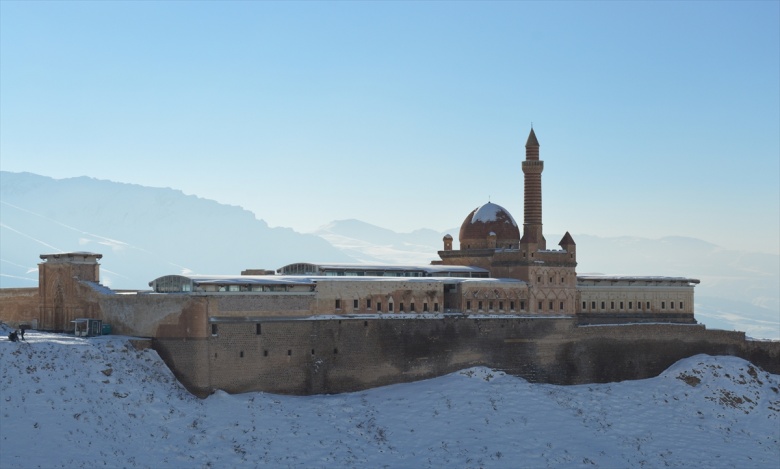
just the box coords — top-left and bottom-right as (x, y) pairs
(98, 293), (205, 338)
(0, 288), (39, 327)
(314, 280), (444, 315)
(154, 317), (780, 397)
(153, 338), (211, 396)
(206, 294), (314, 317)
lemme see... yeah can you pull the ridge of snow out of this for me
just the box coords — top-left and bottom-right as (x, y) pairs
(1, 332), (778, 468)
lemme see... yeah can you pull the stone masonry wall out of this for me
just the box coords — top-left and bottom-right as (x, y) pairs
(154, 317), (780, 396)
(0, 288), (39, 327)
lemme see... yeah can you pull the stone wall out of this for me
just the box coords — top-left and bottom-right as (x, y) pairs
(0, 288), (39, 327)
(154, 317), (780, 397)
(98, 293), (205, 338)
(153, 338), (211, 396)
(313, 280), (445, 315)
(577, 281), (695, 316)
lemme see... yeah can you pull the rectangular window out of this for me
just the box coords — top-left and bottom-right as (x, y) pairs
(520, 301), (525, 310)
(287, 349), (292, 356)
(335, 299), (341, 310)
(679, 301), (684, 310)
(366, 299), (372, 309)
(240, 351), (244, 358)
(629, 301), (633, 309)
(377, 302), (382, 312)
(434, 302), (439, 312)
(389, 302), (394, 312)
(560, 301), (564, 311)
(661, 301), (666, 309)
(489, 301), (494, 311)
(499, 301), (504, 311)
(263, 350), (268, 357)
(467, 300), (471, 311)
(478, 301), (483, 311)
(638, 302), (642, 310)
(620, 301), (624, 309)
(591, 301), (596, 309)
(539, 301), (544, 310)
(582, 301), (586, 310)
(561, 277), (565, 284)
(399, 303), (405, 312)
(549, 277), (553, 283)
(510, 301), (515, 311)
(410, 303), (415, 312)
(537, 276), (542, 283)
(647, 301), (651, 309)
(601, 301), (605, 309)
(211, 324), (218, 336)
(256, 324), (261, 335)
(548, 301), (553, 310)
(670, 301), (674, 309)
(611, 301), (615, 310)
(353, 299), (359, 309)
(423, 303), (428, 312)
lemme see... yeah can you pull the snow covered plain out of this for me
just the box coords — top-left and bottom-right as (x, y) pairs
(1, 330), (778, 469)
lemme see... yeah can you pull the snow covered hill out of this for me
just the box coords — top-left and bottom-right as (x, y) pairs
(1, 329), (778, 468)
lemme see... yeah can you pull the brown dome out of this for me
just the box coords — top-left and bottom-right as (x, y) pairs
(458, 202), (520, 250)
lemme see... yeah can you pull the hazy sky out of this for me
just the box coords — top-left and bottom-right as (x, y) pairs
(1, 1), (778, 253)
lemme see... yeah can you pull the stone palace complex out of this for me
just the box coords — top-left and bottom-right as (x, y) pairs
(1, 129), (777, 396)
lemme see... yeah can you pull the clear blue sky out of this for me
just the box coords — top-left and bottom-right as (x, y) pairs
(1, 1), (778, 253)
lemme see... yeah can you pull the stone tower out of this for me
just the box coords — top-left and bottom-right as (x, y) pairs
(38, 252), (102, 331)
(521, 128), (546, 250)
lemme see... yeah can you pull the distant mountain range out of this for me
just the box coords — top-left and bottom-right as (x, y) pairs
(0, 171), (352, 289)
(1, 171), (777, 339)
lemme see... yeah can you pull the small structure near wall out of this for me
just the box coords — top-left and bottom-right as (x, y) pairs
(72, 318), (102, 337)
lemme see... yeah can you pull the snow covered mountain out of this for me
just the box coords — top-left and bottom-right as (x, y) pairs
(0, 171), (353, 290)
(312, 219), (451, 265)
(1, 329), (778, 468)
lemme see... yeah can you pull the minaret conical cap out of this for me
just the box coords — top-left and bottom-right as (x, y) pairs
(525, 128), (539, 147)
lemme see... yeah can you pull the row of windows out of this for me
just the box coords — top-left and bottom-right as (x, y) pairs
(465, 300), (555, 312)
(581, 300), (684, 311)
(214, 284), (300, 292)
(211, 320), (373, 338)
(216, 347), (341, 359)
(536, 276), (567, 285)
(522, 252), (574, 259)
(335, 299), (440, 313)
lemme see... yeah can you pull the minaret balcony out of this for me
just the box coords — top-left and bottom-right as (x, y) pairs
(522, 160), (544, 173)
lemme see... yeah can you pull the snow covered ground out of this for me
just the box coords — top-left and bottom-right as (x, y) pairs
(1, 329), (778, 468)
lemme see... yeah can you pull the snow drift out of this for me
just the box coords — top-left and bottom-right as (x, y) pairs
(1, 330), (778, 468)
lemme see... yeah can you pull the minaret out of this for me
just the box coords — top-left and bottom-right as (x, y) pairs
(521, 128), (546, 249)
